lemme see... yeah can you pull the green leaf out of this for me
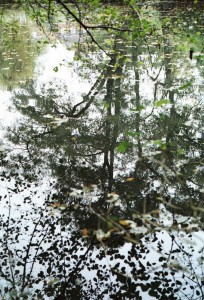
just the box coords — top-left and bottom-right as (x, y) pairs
(53, 66), (58, 72)
(130, 105), (144, 112)
(125, 131), (141, 137)
(104, 102), (110, 109)
(177, 148), (185, 155)
(105, 39), (112, 46)
(152, 140), (166, 150)
(154, 99), (170, 107)
(178, 82), (192, 90)
(116, 141), (129, 153)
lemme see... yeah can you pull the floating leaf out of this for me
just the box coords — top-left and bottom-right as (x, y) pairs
(114, 199), (122, 206)
(58, 204), (67, 210)
(107, 192), (119, 202)
(119, 220), (130, 226)
(95, 229), (105, 241)
(47, 278), (59, 286)
(119, 220), (135, 226)
(81, 228), (90, 238)
(50, 203), (67, 210)
(126, 177), (136, 182)
(105, 38), (112, 46)
(53, 66), (58, 72)
(51, 203), (61, 208)
(130, 226), (148, 235)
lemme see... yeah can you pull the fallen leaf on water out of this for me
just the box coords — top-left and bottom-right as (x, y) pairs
(107, 192), (119, 202)
(95, 229), (105, 241)
(119, 220), (135, 226)
(95, 229), (112, 241)
(51, 203), (61, 208)
(81, 228), (90, 238)
(50, 203), (67, 210)
(126, 177), (136, 182)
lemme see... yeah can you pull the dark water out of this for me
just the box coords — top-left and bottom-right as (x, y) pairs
(0, 1), (203, 299)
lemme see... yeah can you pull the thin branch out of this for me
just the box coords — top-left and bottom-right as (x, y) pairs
(55, 0), (113, 59)
(21, 213), (44, 292)
(83, 24), (132, 32)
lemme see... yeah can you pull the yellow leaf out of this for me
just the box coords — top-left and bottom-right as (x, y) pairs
(150, 209), (160, 217)
(81, 228), (90, 237)
(119, 220), (136, 229)
(50, 203), (67, 210)
(126, 177), (136, 182)
(119, 220), (128, 225)
(51, 203), (61, 208)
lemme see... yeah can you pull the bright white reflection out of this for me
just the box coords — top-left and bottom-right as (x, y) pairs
(35, 43), (92, 99)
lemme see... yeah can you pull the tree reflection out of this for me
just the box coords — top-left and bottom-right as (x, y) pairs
(0, 173), (203, 299)
(6, 17), (204, 220)
(0, 7), (41, 90)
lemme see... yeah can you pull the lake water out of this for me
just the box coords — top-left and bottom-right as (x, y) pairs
(0, 1), (204, 299)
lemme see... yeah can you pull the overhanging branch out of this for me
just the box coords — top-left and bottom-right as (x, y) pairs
(55, 0), (131, 58)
